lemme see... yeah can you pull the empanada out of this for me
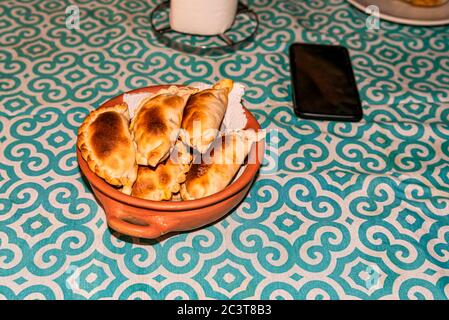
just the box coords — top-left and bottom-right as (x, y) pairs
(130, 86), (194, 167)
(131, 140), (192, 201)
(77, 103), (137, 194)
(180, 79), (233, 153)
(180, 129), (260, 200)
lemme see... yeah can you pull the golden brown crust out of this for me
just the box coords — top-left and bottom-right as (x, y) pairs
(187, 162), (211, 179)
(180, 130), (257, 201)
(180, 79), (233, 153)
(131, 140), (192, 201)
(130, 87), (195, 167)
(131, 166), (160, 199)
(77, 103), (137, 194)
(89, 112), (128, 159)
(141, 107), (168, 135)
(405, 0), (447, 7)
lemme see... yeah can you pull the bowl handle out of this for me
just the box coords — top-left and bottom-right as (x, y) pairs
(108, 215), (179, 239)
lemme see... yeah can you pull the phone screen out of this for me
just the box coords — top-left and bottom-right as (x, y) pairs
(289, 43), (362, 122)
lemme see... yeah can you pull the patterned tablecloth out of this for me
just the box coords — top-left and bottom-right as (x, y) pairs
(1, 0), (449, 300)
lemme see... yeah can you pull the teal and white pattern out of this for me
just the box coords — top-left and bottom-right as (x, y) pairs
(1, 0), (449, 299)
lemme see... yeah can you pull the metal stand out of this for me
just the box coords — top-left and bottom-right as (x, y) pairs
(150, 1), (259, 56)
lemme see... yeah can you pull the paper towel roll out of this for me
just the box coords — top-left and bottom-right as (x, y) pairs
(169, 0), (238, 36)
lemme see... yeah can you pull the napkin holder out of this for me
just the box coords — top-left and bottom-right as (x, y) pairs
(150, 1), (259, 56)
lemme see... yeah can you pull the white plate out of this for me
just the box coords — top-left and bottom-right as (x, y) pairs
(347, 0), (449, 26)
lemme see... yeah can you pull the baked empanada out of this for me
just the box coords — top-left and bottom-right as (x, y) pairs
(180, 79), (233, 153)
(77, 103), (137, 194)
(130, 86), (194, 167)
(180, 129), (260, 200)
(131, 140), (192, 201)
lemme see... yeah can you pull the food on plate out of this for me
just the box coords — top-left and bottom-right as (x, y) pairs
(180, 129), (259, 200)
(130, 86), (195, 167)
(131, 140), (192, 200)
(77, 103), (137, 195)
(180, 79), (234, 153)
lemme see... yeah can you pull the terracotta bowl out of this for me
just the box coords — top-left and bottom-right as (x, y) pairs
(76, 85), (265, 239)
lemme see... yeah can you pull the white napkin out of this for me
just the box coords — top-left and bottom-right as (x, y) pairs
(123, 92), (152, 119)
(123, 82), (248, 131)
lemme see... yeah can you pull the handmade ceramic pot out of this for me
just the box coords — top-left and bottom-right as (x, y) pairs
(77, 85), (264, 239)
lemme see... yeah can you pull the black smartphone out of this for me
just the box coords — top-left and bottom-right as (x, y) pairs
(289, 43), (363, 122)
